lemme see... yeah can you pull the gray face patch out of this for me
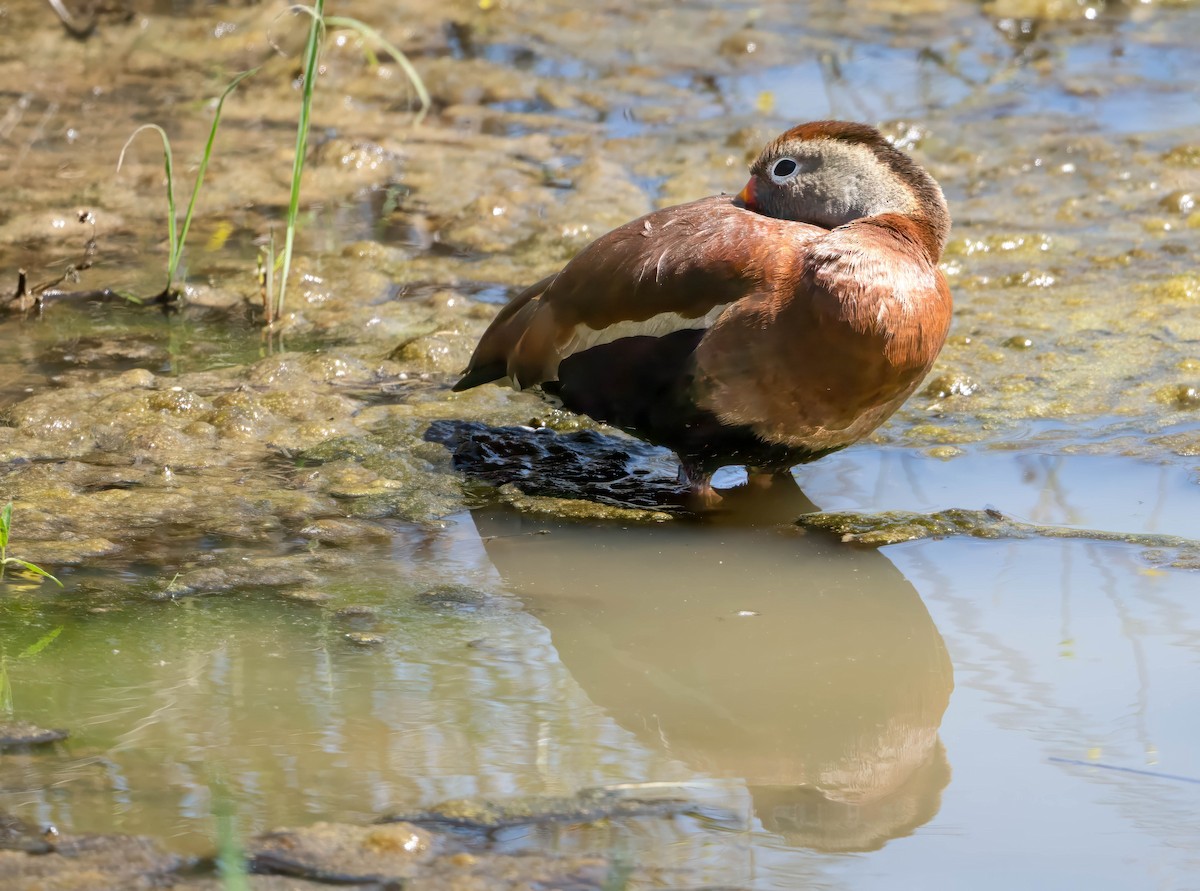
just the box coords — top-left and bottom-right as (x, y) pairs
(757, 140), (920, 229)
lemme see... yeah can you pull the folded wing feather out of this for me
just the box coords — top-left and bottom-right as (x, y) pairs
(456, 196), (827, 392)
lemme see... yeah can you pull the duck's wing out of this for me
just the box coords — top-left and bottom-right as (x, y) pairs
(452, 195), (825, 392)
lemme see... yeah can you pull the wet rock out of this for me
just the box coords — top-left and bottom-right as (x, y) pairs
(334, 605), (379, 627)
(414, 584), (498, 614)
(143, 557), (323, 599)
(318, 465), (401, 499)
(718, 28), (766, 57)
(179, 281), (250, 311)
(143, 566), (231, 599)
(922, 374), (979, 399)
(249, 821), (436, 883)
(1151, 432), (1200, 457)
(0, 824), (182, 888)
(983, 0), (1093, 21)
(240, 559), (322, 589)
(0, 722), (68, 750)
(14, 537), (121, 567)
(1002, 335), (1034, 350)
(296, 436), (389, 464)
(1158, 191), (1196, 215)
(1162, 144), (1200, 167)
(138, 391), (215, 421)
(0, 810), (632, 890)
(1153, 384), (1200, 410)
(298, 518), (392, 546)
(343, 632), (386, 647)
(1163, 548), (1200, 571)
(382, 787), (696, 833)
(424, 419), (685, 513)
(1155, 274), (1200, 303)
(248, 819), (615, 889)
(42, 336), (168, 372)
(0, 812), (57, 854)
(390, 332), (475, 373)
(925, 446), (964, 460)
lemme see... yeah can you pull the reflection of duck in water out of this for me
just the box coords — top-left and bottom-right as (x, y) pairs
(469, 479), (954, 853)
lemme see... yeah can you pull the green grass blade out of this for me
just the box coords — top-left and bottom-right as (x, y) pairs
(324, 16), (430, 123)
(118, 124), (177, 289)
(211, 775), (250, 891)
(8, 559), (63, 587)
(0, 502), (11, 551)
(173, 68), (259, 285)
(276, 0), (325, 323)
(264, 228), (276, 324)
(0, 659), (12, 718)
(19, 627), (62, 659)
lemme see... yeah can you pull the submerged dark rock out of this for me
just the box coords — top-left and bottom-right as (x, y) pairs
(0, 722), (68, 750)
(0, 788), (708, 889)
(798, 507), (1200, 565)
(380, 786), (697, 833)
(250, 819), (611, 888)
(249, 822), (437, 884)
(414, 583), (500, 614)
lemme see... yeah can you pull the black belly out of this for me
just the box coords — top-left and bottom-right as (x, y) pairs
(542, 330), (836, 473)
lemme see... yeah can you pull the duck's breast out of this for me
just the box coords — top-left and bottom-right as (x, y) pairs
(695, 215), (952, 451)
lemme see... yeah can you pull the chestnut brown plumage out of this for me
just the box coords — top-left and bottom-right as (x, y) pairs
(453, 121), (952, 506)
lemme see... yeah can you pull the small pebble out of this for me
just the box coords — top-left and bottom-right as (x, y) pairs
(344, 632), (385, 647)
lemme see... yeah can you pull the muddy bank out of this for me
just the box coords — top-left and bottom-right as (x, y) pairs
(0, 788), (711, 890)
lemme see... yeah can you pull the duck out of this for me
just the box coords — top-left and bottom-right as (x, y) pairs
(452, 121), (953, 508)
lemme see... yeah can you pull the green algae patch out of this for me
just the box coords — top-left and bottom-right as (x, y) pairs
(1152, 384), (1200, 410)
(496, 483), (674, 523)
(798, 508), (1200, 566)
(1151, 431), (1200, 457)
(1153, 273), (1200, 304)
(798, 508), (1018, 545)
(1162, 144), (1200, 167)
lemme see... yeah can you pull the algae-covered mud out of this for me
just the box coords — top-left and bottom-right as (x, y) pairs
(3, 0), (1200, 887)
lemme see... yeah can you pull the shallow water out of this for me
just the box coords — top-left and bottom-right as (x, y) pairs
(5, 448), (1200, 886)
(3, 0), (1200, 887)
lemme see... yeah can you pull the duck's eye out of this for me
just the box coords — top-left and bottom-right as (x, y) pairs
(770, 158), (799, 182)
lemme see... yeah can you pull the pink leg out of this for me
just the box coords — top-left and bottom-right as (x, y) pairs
(678, 460), (723, 511)
(746, 467), (793, 490)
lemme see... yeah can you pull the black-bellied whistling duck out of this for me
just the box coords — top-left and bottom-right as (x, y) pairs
(452, 121), (952, 507)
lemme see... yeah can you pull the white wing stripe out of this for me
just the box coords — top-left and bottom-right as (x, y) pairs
(559, 303), (731, 361)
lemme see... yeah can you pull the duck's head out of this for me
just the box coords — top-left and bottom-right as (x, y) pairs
(737, 121), (950, 258)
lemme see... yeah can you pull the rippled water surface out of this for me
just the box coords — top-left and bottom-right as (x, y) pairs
(2, 0), (1200, 887)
